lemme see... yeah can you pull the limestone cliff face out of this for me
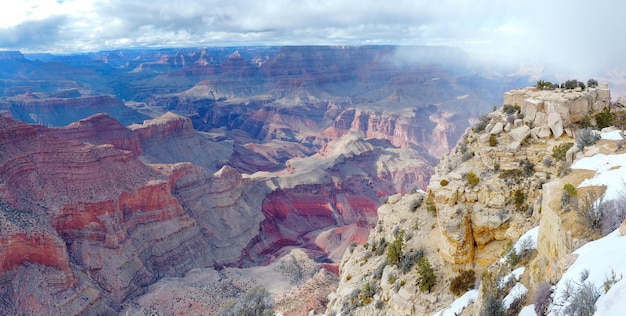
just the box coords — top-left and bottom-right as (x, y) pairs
(430, 85), (609, 265)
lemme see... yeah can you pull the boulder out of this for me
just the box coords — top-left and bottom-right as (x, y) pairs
(534, 112), (548, 126)
(536, 126), (552, 139)
(504, 123), (512, 133)
(547, 112), (563, 138)
(490, 122), (504, 135)
(509, 125), (531, 142)
(566, 145), (578, 163)
(507, 141), (521, 152)
(620, 219), (626, 236)
(514, 119), (523, 127)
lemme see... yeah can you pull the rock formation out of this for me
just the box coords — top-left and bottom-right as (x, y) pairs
(326, 84), (621, 315)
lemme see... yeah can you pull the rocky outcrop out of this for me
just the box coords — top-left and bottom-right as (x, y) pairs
(429, 85), (612, 265)
(129, 112), (232, 171)
(503, 84), (610, 138)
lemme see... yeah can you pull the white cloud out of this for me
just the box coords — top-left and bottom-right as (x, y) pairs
(0, 0), (625, 78)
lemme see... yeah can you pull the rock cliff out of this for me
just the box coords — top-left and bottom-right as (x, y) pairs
(327, 83), (621, 315)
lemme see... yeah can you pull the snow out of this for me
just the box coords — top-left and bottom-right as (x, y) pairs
(548, 230), (626, 316)
(499, 267), (525, 288)
(571, 153), (626, 201)
(601, 130), (623, 140)
(519, 305), (537, 316)
(432, 289), (478, 316)
(502, 282), (528, 310)
(499, 226), (539, 263)
(513, 226), (539, 254)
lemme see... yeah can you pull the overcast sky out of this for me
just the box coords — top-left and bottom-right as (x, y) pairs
(1, 0), (625, 77)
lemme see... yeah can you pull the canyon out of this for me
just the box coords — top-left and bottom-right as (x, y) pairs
(0, 46), (531, 314)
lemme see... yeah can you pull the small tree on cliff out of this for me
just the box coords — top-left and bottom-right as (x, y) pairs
(416, 256), (436, 293)
(387, 230), (404, 266)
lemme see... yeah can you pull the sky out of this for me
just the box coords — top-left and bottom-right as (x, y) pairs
(1, 0), (625, 77)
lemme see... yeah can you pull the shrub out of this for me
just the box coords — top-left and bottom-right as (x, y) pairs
(579, 81), (586, 90)
(466, 172), (480, 188)
(561, 183), (577, 209)
(503, 104), (518, 114)
(349, 242), (358, 253)
(375, 238), (388, 256)
(576, 128), (600, 149)
(472, 115), (490, 133)
(440, 179), (449, 186)
(513, 189), (525, 211)
(595, 107), (616, 129)
(554, 270), (600, 316)
(450, 270), (476, 296)
(399, 248), (424, 274)
(599, 193), (626, 236)
(536, 80), (553, 91)
(415, 256), (436, 293)
(480, 293), (505, 316)
(533, 281), (553, 316)
(425, 194), (437, 216)
(543, 157), (553, 167)
(564, 79), (580, 90)
(217, 286), (274, 316)
(387, 230), (404, 266)
(521, 159), (535, 176)
(409, 195), (424, 211)
(489, 134), (498, 147)
(373, 261), (387, 280)
(577, 192), (603, 231)
(552, 142), (574, 161)
(587, 78), (598, 88)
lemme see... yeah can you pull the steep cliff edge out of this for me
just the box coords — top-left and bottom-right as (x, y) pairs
(327, 83), (622, 315)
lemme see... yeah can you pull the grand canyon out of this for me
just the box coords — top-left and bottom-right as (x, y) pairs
(0, 46), (535, 314)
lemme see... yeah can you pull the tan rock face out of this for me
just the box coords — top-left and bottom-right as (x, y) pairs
(427, 85), (611, 266)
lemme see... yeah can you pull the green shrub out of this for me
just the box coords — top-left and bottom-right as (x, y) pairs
(595, 107), (616, 129)
(426, 194), (437, 216)
(552, 142), (574, 161)
(587, 79), (598, 88)
(564, 79), (580, 90)
(503, 104), (518, 114)
(387, 231), (404, 266)
(466, 172), (480, 188)
(513, 189), (525, 210)
(415, 256), (436, 293)
(489, 134), (498, 147)
(563, 183), (577, 197)
(450, 270), (476, 296)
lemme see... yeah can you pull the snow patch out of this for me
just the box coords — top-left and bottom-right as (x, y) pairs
(432, 289), (478, 316)
(601, 130), (623, 140)
(519, 304), (537, 316)
(549, 230), (626, 315)
(571, 153), (626, 201)
(503, 282), (528, 310)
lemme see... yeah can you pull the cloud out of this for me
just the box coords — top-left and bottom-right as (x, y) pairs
(0, 15), (68, 49)
(0, 0), (625, 78)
